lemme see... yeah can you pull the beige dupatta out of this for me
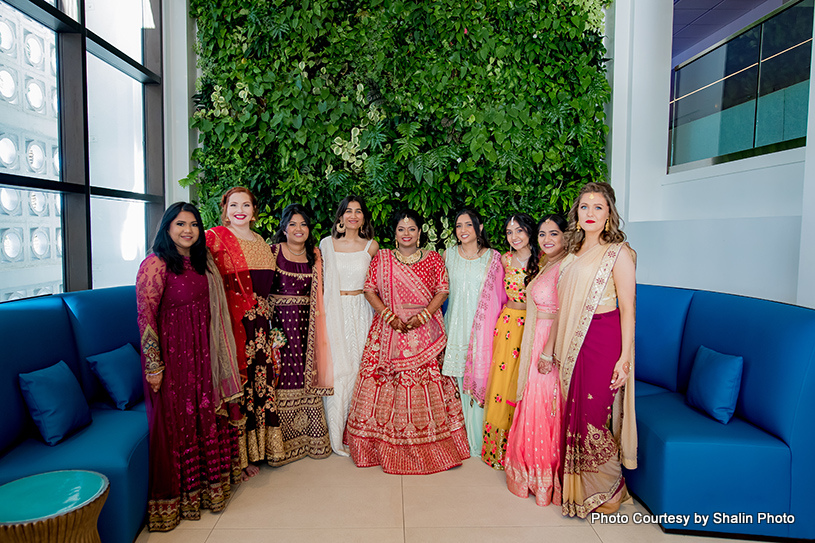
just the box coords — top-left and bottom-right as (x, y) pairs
(554, 242), (638, 469)
(205, 251), (243, 412)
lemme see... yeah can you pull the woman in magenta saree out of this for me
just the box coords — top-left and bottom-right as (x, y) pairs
(345, 209), (470, 474)
(137, 203), (241, 531)
(547, 182), (637, 518)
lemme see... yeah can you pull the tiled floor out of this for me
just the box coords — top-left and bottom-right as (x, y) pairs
(135, 455), (761, 543)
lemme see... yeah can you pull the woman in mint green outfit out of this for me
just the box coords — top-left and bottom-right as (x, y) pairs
(443, 208), (507, 456)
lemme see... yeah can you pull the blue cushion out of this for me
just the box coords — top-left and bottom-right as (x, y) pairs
(18, 361), (92, 445)
(686, 345), (743, 424)
(87, 344), (144, 410)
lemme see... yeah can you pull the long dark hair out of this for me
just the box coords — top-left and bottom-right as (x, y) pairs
(504, 213), (539, 286)
(273, 203), (317, 267)
(453, 207), (491, 250)
(331, 195), (375, 239)
(390, 208), (428, 248)
(537, 213), (568, 269)
(151, 202), (207, 275)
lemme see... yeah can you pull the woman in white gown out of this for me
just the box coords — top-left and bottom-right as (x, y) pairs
(321, 196), (379, 456)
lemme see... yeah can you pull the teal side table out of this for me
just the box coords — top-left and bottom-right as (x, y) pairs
(0, 470), (109, 543)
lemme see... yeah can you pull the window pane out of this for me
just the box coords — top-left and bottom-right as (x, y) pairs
(85, 0), (150, 63)
(0, 2), (59, 181)
(0, 185), (63, 300)
(91, 197), (145, 289)
(44, 1), (79, 21)
(86, 53), (145, 193)
(670, 0), (813, 166)
(755, 0), (813, 147)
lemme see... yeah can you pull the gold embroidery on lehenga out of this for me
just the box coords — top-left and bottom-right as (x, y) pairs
(267, 388), (331, 466)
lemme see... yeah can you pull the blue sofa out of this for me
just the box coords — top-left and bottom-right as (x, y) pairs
(627, 284), (815, 540)
(0, 286), (148, 543)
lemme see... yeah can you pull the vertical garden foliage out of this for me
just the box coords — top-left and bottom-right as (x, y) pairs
(186, 0), (611, 246)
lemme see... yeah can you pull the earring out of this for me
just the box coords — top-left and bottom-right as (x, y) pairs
(336, 221), (346, 233)
(605, 218), (610, 232)
(576, 223), (581, 232)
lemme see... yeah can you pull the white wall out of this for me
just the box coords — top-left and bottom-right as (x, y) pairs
(607, 0), (815, 307)
(162, 0), (193, 205)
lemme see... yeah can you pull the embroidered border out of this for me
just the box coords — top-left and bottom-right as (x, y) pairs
(560, 243), (622, 395)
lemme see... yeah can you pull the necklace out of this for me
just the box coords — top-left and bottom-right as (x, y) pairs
(513, 252), (530, 267)
(286, 243), (307, 256)
(394, 248), (423, 265)
(458, 246), (481, 260)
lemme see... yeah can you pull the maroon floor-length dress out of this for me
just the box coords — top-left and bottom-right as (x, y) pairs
(267, 246), (331, 465)
(136, 254), (239, 531)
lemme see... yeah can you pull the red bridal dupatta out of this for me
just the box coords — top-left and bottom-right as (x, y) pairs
(206, 226), (255, 381)
(365, 250), (448, 372)
(463, 250), (507, 406)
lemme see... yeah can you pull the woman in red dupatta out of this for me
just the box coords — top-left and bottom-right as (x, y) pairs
(541, 182), (637, 518)
(206, 187), (281, 477)
(344, 209), (470, 474)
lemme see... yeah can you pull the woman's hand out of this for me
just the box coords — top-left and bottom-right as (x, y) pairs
(146, 372), (163, 393)
(405, 315), (423, 330)
(389, 317), (408, 333)
(537, 352), (554, 374)
(610, 358), (630, 390)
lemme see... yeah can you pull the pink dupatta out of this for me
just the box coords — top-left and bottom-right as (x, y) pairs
(463, 249), (507, 406)
(366, 250), (448, 372)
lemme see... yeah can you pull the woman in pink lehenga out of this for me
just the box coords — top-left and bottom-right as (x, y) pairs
(136, 202), (242, 531)
(544, 182), (638, 518)
(344, 209), (470, 474)
(504, 214), (568, 506)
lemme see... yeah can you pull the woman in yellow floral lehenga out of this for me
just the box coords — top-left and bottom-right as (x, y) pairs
(481, 213), (539, 469)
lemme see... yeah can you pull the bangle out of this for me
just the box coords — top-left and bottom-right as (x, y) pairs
(145, 367), (164, 377)
(539, 353), (553, 362)
(418, 308), (430, 324)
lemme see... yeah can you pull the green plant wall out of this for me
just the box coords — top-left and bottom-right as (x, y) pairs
(185, 0), (611, 248)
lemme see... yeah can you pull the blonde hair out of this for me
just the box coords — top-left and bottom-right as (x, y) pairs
(565, 182), (625, 253)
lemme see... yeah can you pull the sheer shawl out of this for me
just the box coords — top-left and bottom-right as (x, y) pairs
(136, 254), (166, 376)
(364, 250), (449, 372)
(463, 249), (506, 406)
(554, 242), (637, 469)
(205, 226), (255, 377)
(206, 251), (242, 411)
(515, 260), (561, 400)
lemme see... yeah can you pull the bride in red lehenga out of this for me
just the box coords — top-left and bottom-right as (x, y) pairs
(344, 209), (470, 474)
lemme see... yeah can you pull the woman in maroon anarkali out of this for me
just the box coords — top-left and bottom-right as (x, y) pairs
(137, 203), (241, 531)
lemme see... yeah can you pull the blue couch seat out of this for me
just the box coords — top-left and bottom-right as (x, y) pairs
(627, 391), (791, 538)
